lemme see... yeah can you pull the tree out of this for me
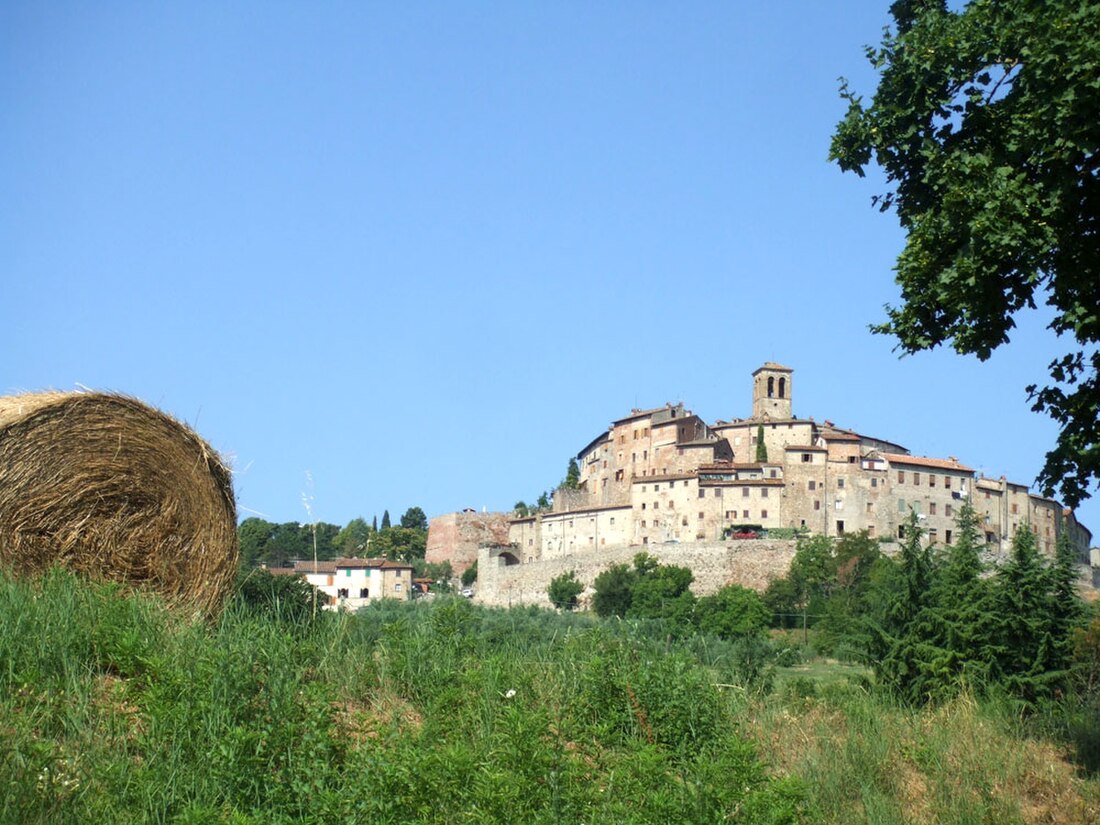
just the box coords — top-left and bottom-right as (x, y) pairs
(333, 517), (372, 556)
(548, 570), (585, 610)
(400, 506), (428, 531)
(563, 458), (581, 490)
(381, 510), (391, 530)
(461, 560), (478, 588)
(755, 424), (768, 463)
(372, 515), (378, 532)
(592, 563), (635, 618)
(235, 568), (322, 624)
(237, 517), (276, 569)
(513, 501), (530, 517)
(696, 585), (770, 640)
(830, 0), (1100, 508)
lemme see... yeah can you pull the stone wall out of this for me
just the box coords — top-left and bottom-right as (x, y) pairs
(476, 539), (798, 609)
(425, 511), (511, 575)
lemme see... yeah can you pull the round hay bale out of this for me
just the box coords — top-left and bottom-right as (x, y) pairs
(0, 391), (238, 616)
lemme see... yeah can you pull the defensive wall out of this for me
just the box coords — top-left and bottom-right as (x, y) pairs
(476, 539), (798, 609)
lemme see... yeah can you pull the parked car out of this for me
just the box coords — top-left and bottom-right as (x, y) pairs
(461, 588), (474, 598)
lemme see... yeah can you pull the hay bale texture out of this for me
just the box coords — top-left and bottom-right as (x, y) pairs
(0, 391), (238, 615)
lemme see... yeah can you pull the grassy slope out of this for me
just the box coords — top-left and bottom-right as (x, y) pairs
(2, 571), (1098, 823)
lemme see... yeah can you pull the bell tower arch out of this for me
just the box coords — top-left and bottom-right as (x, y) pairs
(751, 363), (793, 420)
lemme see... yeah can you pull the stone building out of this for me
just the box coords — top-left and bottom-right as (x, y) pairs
(488, 362), (1092, 564)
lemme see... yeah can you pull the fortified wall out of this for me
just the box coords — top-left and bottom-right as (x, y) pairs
(476, 539), (798, 609)
(424, 511), (510, 576)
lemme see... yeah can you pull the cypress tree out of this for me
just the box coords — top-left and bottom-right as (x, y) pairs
(755, 424), (768, 462)
(381, 510), (391, 530)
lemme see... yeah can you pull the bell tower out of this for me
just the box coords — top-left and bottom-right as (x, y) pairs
(751, 363), (793, 420)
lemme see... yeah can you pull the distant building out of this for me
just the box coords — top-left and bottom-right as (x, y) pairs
(273, 557), (414, 609)
(429, 363), (1091, 568)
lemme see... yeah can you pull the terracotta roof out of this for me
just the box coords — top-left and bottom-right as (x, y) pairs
(751, 362), (792, 374)
(785, 444), (826, 452)
(821, 430), (861, 442)
(879, 452), (973, 472)
(294, 560), (337, 574)
(611, 403), (685, 426)
(631, 473), (695, 484)
(333, 557), (415, 570)
(698, 477), (785, 487)
(543, 504), (634, 517)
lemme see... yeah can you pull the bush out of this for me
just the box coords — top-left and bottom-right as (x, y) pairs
(547, 570), (584, 610)
(234, 568), (322, 624)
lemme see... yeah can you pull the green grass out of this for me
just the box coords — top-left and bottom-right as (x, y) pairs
(0, 571), (803, 824)
(4, 570), (1099, 824)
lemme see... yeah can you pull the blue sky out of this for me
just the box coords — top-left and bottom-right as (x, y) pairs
(3, 3), (1096, 536)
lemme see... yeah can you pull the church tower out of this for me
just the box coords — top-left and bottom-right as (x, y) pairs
(751, 363), (793, 420)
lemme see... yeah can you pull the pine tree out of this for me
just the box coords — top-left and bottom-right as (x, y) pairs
(875, 510), (937, 702)
(915, 501), (995, 700)
(1048, 529), (1085, 673)
(990, 524), (1063, 703)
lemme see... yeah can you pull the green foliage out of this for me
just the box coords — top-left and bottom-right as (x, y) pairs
(563, 457), (581, 490)
(831, 0), (1100, 507)
(381, 509), (391, 529)
(0, 572), (808, 823)
(547, 570), (584, 610)
(234, 568), (322, 624)
(513, 500), (530, 517)
(460, 559), (478, 587)
(696, 584), (770, 641)
(592, 562), (635, 618)
(755, 423), (768, 462)
(399, 506), (428, 531)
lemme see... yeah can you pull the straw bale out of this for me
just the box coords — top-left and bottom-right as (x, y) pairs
(0, 391), (238, 616)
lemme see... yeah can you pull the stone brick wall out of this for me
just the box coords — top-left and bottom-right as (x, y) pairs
(425, 511), (511, 575)
(476, 539), (798, 609)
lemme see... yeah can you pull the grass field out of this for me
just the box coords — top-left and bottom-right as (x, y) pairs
(2, 569), (1098, 823)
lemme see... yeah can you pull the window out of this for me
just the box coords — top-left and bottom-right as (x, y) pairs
(945, 504), (953, 518)
(715, 489), (722, 497)
(742, 487), (750, 498)
(945, 477), (952, 489)
(698, 512), (704, 519)
(809, 480), (817, 491)
(898, 525), (906, 538)
(871, 477), (878, 488)
(914, 472), (921, 485)
(641, 520), (646, 528)
(632, 453), (636, 462)
(641, 503), (646, 510)
(668, 501), (674, 509)
(835, 499), (843, 511)
(898, 470), (905, 483)
(929, 502), (937, 515)
(641, 485), (647, 492)
(868, 525), (876, 537)
(761, 509), (768, 519)
(849, 455), (858, 463)
(898, 498), (906, 513)
(682, 516), (688, 526)
(945, 529), (953, 545)
(359, 588), (369, 598)
(866, 502), (873, 514)
(742, 510), (750, 519)
(928, 528), (938, 543)
(337, 588), (349, 598)
(836, 520), (845, 535)
(698, 489), (705, 499)
(609, 517), (615, 525)
(770, 469), (778, 478)
(802, 453), (812, 463)
(642, 537), (648, 545)
(929, 475), (935, 487)
(653, 502), (659, 509)
(1011, 503), (1019, 514)
(761, 488), (769, 498)
(726, 510), (734, 519)
(814, 500), (821, 511)
(346, 569), (352, 577)
(837, 478), (845, 489)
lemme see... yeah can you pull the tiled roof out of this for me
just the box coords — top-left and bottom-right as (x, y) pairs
(752, 362), (792, 374)
(879, 452), (973, 472)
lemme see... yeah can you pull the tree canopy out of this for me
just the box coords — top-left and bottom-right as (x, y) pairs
(831, 0), (1100, 507)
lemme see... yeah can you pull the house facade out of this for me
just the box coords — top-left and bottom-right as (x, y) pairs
(276, 557), (415, 610)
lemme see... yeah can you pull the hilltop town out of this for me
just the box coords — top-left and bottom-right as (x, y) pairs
(426, 363), (1093, 602)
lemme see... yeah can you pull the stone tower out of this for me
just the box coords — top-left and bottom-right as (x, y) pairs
(751, 363), (793, 420)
